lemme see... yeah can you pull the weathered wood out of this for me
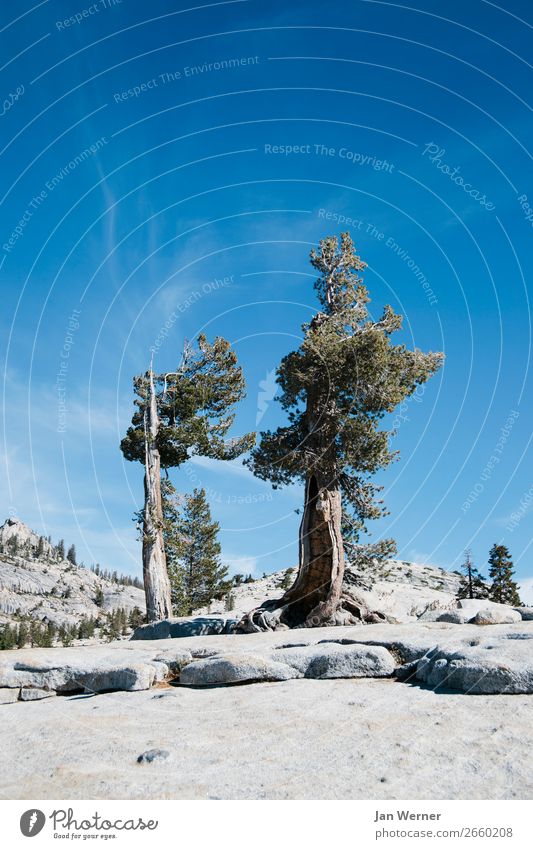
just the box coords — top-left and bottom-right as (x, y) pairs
(142, 369), (172, 622)
(287, 472), (345, 626)
(238, 391), (347, 631)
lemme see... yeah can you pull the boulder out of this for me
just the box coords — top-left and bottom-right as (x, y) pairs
(20, 688), (56, 701)
(180, 653), (299, 685)
(131, 617), (228, 640)
(191, 647), (227, 659)
(473, 608), (522, 625)
(317, 636), (430, 664)
(514, 607), (533, 621)
(417, 609), (444, 622)
(457, 599), (520, 622)
(436, 610), (471, 624)
(151, 649), (192, 674)
(273, 643), (396, 679)
(65, 661), (158, 693)
(413, 635), (533, 694)
(394, 660), (419, 681)
(0, 659), (68, 690)
(0, 687), (19, 704)
(137, 748), (170, 764)
(0, 654), (160, 693)
(147, 661), (170, 684)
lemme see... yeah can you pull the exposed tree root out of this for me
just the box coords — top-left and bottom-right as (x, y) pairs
(235, 589), (391, 633)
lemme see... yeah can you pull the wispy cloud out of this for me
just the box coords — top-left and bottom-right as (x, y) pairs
(223, 553), (259, 578)
(187, 455), (255, 480)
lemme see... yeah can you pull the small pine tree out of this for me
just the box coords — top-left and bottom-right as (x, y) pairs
(56, 539), (65, 560)
(280, 568), (296, 590)
(36, 536), (45, 558)
(29, 620), (39, 647)
(488, 544), (522, 606)
(0, 624), (16, 650)
(163, 481), (231, 615)
(67, 544), (77, 565)
(104, 610), (122, 642)
(128, 606), (145, 629)
(42, 622), (56, 648)
(7, 536), (18, 556)
(94, 587), (105, 607)
(16, 621), (29, 649)
(457, 550), (489, 600)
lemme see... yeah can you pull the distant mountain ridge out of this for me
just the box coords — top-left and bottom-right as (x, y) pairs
(0, 517), (475, 629)
(0, 517), (145, 627)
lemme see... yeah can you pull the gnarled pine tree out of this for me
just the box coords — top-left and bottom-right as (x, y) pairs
(238, 232), (443, 631)
(121, 335), (254, 622)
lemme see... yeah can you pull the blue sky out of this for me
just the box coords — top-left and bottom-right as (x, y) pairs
(1, 0), (532, 599)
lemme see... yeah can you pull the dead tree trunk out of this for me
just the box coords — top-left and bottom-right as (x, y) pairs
(142, 369), (172, 622)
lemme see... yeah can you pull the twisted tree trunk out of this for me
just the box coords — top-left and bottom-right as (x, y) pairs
(238, 391), (352, 631)
(142, 369), (172, 622)
(280, 472), (345, 626)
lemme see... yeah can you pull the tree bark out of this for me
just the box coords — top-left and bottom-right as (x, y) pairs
(238, 389), (353, 631)
(142, 369), (172, 622)
(278, 472), (346, 626)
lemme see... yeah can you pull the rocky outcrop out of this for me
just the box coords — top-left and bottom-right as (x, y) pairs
(0, 518), (145, 627)
(457, 598), (522, 621)
(0, 518), (56, 559)
(180, 643), (396, 685)
(272, 642), (396, 679)
(193, 559), (464, 623)
(180, 653), (298, 685)
(0, 687), (18, 704)
(472, 608), (522, 625)
(436, 610), (471, 624)
(131, 617), (235, 640)
(20, 687), (56, 701)
(0, 645), (191, 695)
(2, 621), (533, 703)
(408, 634), (533, 694)
(514, 607), (533, 621)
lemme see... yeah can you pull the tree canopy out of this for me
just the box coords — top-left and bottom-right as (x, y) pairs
(121, 334), (254, 471)
(247, 232), (443, 553)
